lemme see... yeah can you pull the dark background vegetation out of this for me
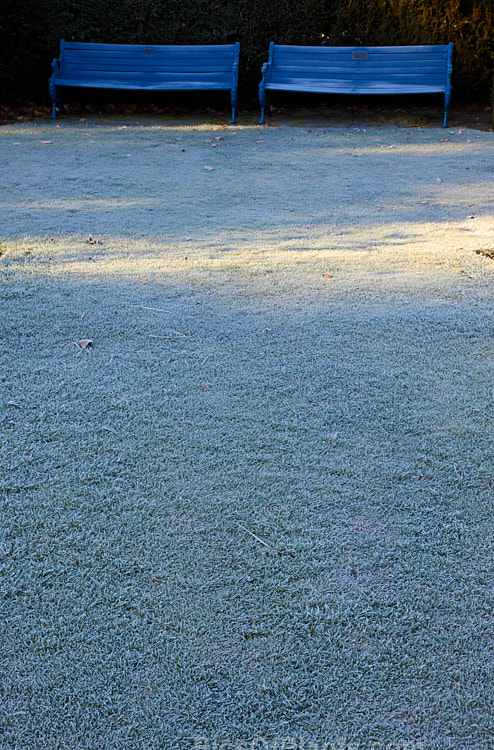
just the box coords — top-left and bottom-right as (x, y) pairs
(0, 0), (493, 109)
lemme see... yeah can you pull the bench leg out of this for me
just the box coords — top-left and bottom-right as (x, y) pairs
(260, 101), (272, 125)
(49, 79), (57, 120)
(231, 87), (238, 124)
(49, 82), (64, 120)
(259, 82), (270, 124)
(260, 100), (271, 125)
(443, 90), (451, 128)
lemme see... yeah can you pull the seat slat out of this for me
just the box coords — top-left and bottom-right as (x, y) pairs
(268, 75), (448, 85)
(58, 75), (234, 83)
(265, 81), (447, 94)
(56, 78), (234, 91)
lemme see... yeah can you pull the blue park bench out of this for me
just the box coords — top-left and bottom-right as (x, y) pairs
(259, 43), (454, 127)
(49, 40), (240, 123)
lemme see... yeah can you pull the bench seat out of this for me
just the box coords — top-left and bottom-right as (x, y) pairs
(50, 40), (240, 122)
(259, 43), (454, 126)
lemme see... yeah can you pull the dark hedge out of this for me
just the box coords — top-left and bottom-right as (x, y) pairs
(1, 0), (493, 107)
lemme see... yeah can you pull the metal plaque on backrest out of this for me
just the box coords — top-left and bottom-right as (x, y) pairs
(352, 51), (368, 61)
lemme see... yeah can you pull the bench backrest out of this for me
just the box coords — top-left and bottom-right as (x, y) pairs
(266, 43), (453, 91)
(58, 40), (239, 87)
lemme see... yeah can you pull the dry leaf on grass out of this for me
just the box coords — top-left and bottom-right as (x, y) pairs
(76, 339), (92, 350)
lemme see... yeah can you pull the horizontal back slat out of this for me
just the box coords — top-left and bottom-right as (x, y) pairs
(63, 42), (238, 55)
(63, 53), (236, 63)
(61, 62), (235, 73)
(61, 54), (236, 65)
(273, 56), (449, 67)
(273, 44), (451, 54)
(272, 59), (449, 69)
(273, 53), (449, 65)
(270, 65), (447, 76)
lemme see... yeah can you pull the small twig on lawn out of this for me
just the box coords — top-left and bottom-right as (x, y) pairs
(148, 328), (189, 339)
(236, 521), (273, 550)
(148, 332), (187, 339)
(136, 306), (173, 314)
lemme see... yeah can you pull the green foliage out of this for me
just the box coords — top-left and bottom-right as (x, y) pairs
(1, 0), (493, 105)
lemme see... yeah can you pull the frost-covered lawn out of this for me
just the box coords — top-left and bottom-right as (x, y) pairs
(1, 119), (494, 750)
